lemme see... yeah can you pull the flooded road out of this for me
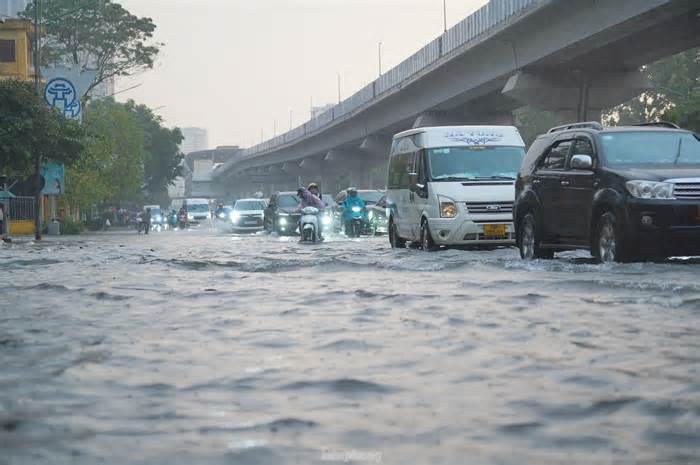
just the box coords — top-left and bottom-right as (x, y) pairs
(1, 229), (699, 465)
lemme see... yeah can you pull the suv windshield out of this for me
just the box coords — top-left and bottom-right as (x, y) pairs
(428, 146), (525, 180)
(601, 132), (700, 166)
(187, 204), (209, 212)
(235, 200), (266, 211)
(149, 208), (161, 216)
(277, 195), (299, 208)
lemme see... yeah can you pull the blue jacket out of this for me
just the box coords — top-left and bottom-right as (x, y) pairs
(341, 195), (366, 220)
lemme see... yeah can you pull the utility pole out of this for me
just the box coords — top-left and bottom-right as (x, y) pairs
(33, 0), (42, 240)
(443, 0), (447, 33)
(378, 42), (383, 77)
(273, 119), (277, 137)
(337, 73), (341, 104)
(289, 109), (293, 130)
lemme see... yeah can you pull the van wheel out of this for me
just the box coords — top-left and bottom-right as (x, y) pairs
(389, 220), (406, 249)
(421, 220), (438, 251)
(518, 213), (553, 260)
(594, 212), (630, 263)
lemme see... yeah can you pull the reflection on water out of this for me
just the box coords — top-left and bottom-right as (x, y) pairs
(1, 230), (699, 464)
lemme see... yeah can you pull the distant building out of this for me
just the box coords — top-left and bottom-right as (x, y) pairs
(0, 0), (29, 18)
(89, 76), (115, 99)
(0, 19), (33, 82)
(180, 127), (209, 155)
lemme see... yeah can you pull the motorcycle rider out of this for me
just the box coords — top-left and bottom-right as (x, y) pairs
(214, 203), (226, 219)
(297, 187), (325, 240)
(341, 187), (366, 236)
(177, 207), (187, 229)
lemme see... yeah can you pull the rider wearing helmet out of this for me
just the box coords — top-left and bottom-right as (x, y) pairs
(297, 186), (324, 209)
(341, 187), (366, 234)
(214, 203), (226, 219)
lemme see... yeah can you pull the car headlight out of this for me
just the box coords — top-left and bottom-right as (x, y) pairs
(279, 217), (288, 225)
(625, 180), (675, 200)
(187, 213), (194, 220)
(352, 206), (361, 212)
(438, 195), (457, 218)
(155, 215), (162, 222)
(230, 212), (240, 222)
(218, 212), (225, 219)
(322, 215), (331, 225)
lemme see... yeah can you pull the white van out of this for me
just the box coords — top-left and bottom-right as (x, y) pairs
(182, 198), (211, 223)
(386, 126), (526, 250)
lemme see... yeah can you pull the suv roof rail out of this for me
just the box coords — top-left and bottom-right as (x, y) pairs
(547, 121), (604, 134)
(631, 121), (681, 129)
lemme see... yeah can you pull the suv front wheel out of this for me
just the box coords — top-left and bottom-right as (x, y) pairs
(594, 212), (630, 263)
(518, 213), (553, 260)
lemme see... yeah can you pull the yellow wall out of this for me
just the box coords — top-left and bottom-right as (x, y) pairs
(9, 220), (35, 236)
(0, 20), (33, 82)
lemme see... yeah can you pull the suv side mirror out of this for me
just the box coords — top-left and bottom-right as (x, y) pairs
(570, 154), (593, 170)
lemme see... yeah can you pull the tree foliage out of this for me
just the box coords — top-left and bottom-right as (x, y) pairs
(125, 102), (183, 205)
(22, 0), (161, 97)
(0, 79), (84, 176)
(604, 48), (700, 132)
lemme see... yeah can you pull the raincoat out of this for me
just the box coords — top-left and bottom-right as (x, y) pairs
(299, 190), (325, 209)
(341, 195), (366, 220)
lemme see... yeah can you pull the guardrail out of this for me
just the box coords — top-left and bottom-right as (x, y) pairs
(238, 0), (539, 160)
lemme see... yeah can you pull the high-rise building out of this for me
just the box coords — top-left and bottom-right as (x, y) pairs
(0, 0), (29, 18)
(180, 127), (209, 155)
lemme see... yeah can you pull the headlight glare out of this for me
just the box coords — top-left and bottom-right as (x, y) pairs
(626, 180), (675, 200)
(322, 215), (331, 225)
(279, 217), (288, 225)
(438, 195), (457, 218)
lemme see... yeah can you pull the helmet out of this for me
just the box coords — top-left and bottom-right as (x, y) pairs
(297, 187), (306, 196)
(347, 187), (357, 194)
(307, 182), (319, 191)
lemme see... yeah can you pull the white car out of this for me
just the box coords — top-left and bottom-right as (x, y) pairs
(231, 199), (267, 233)
(386, 125), (526, 250)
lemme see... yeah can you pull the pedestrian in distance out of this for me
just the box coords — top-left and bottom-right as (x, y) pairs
(143, 207), (152, 235)
(0, 202), (7, 242)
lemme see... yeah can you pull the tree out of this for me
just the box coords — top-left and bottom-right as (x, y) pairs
(125, 102), (183, 204)
(0, 79), (84, 177)
(514, 107), (556, 147)
(604, 48), (700, 132)
(76, 98), (145, 205)
(22, 0), (161, 97)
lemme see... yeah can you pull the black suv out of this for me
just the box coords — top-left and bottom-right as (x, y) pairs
(514, 122), (700, 262)
(263, 191), (301, 235)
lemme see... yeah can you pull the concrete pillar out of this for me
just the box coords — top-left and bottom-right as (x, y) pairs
(502, 70), (650, 123)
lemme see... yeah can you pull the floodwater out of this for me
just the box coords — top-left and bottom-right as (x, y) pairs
(1, 228), (699, 465)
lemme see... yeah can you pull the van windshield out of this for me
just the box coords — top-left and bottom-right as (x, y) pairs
(600, 132), (700, 166)
(428, 146), (525, 181)
(187, 203), (209, 212)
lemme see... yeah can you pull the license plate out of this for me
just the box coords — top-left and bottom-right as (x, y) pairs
(483, 224), (506, 238)
(245, 221), (258, 225)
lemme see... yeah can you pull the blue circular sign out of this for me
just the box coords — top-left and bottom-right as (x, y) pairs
(44, 77), (80, 119)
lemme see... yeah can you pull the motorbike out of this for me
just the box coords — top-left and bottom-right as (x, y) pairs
(299, 206), (323, 243)
(345, 205), (365, 238)
(177, 212), (187, 230)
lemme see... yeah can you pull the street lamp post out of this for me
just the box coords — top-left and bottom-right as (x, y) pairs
(337, 73), (341, 104)
(378, 42), (383, 77)
(443, 0), (447, 32)
(33, 0), (42, 240)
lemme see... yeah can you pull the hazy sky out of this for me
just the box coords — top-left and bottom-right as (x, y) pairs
(117, 0), (488, 148)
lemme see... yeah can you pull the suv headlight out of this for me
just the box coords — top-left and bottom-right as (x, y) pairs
(438, 195), (457, 218)
(625, 180), (675, 200)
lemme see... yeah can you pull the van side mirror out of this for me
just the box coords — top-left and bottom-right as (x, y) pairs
(408, 172), (418, 191)
(570, 154), (593, 170)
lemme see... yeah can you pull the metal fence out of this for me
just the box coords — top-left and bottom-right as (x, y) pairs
(237, 0), (541, 161)
(3, 196), (35, 221)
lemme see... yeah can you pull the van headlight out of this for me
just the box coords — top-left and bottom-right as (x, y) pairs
(187, 213), (194, 220)
(626, 181), (675, 200)
(438, 195), (457, 218)
(230, 212), (240, 222)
